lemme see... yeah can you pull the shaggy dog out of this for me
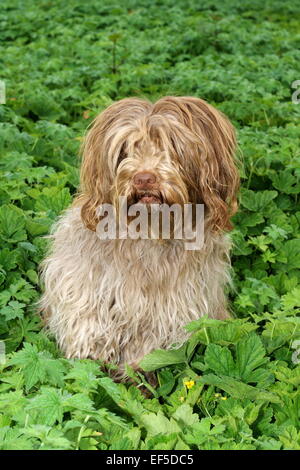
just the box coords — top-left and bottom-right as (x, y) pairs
(39, 96), (239, 376)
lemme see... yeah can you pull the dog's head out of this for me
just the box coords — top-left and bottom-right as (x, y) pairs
(78, 96), (239, 232)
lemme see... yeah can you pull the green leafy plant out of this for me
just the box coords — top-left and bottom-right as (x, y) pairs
(0, 0), (299, 450)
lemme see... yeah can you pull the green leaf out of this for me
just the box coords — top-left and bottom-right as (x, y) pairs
(277, 239), (300, 270)
(199, 374), (279, 403)
(0, 205), (27, 243)
(240, 189), (278, 212)
(26, 388), (65, 426)
(35, 187), (71, 216)
(140, 346), (187, 371)
(98, 377), (122, 402)
(235, 334), (268, 382)
(271, 170), (300, 195)
(0, 248), (18, 271)
(65, 360), (102, 393)
(204, 344), (236, 376)
(0, 427), (33, 450)
(281, 287), (300, 309)
(279, 426), (300, 450)
(0, 301), (26, 321)
(172, 404), (199, 427)
(9, 343), (67, 391)
(140, 411), (181, 436)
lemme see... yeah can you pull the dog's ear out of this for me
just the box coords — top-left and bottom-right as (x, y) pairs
(155, 96), (240, 232)
(75, 98), (151, 231)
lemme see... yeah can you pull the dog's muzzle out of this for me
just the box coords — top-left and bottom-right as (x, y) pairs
(132, 171), (162, 204)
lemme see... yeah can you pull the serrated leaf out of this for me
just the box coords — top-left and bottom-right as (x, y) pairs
(0, 248), (18, 271)
(236, 334), (268, 382)
(9, 343), (67, 391)
(140, 346), (187, 371)
(240, 189), (278, 212)
(35, 187), (71, 215)
(26, 388), (65, 426)
(204, 344), (236, 375)
(199, 374), (279, 402)
(0, 301), (26, 321)
(277, 239), (300, 270)
(140, 411), (181, 436)
(172, 404), (199, 427)
(0, 205), (27, 243)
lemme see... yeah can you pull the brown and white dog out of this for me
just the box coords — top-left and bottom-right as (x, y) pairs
(39, 96), (239, 375)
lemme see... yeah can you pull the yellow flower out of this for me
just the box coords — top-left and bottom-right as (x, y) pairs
(184, 380), (195, 389)
(179, 396), (185, 402)
(220, 396), (227, 400)
(214, 393), (221, 398)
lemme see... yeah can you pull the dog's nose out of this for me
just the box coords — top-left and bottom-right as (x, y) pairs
(133, 172), (157, 187)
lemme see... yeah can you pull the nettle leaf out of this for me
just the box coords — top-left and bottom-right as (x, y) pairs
(248, 235), (271, 252)
(185, 316), (225, 332)
(62, 393), (95, 413)
(9, 343), (67, 391)
(0, 205), (27, 243)
(7, 278), (36, 304)
(0, 300), (26, 321)
(65, 360), (103, 393)
(0, 391), (27, 418)
(26, 388), (94, 426)
(245, 278), (279, 307)
(26, 269), (39, 285)
(26, 388), (65, 426)
(98, 377), (122, 402)
(109, 437), (136, 451)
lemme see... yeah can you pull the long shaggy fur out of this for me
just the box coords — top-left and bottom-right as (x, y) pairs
(39, 96), (239, 374)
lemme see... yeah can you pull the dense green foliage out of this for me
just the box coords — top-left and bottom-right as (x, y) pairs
(0, 0), (300, 450)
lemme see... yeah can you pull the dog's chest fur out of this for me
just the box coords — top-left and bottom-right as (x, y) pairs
(40, 208), (231, 368)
